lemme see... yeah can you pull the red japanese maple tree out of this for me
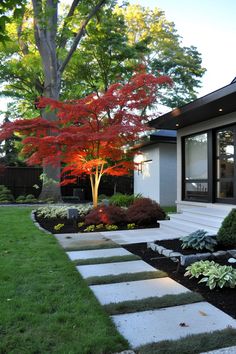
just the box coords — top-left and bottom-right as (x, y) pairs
(0, 70), (171, 207)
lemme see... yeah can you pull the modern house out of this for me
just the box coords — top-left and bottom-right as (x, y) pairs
(133, 130), (177, 206)
(150, 79), (236, 212)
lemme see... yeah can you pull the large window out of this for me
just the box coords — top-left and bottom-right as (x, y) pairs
(184, 132), (209, 201)
(216, 127), (235, 200)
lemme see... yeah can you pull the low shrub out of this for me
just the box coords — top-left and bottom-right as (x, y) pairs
(181, 229), (217, 252)
(0, 185), (15, 203)
(84, 205), (127, 226)
(36, 204), (92, 219)
(217, 209), (236, 247)
(109, 193), (141, 208)
(105, 224), (118, 231)
(127, 197), (166, 226)
(16, 194), (38, 203)
(185, 260), (236, 289)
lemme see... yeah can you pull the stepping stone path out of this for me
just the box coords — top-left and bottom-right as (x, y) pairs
(58, 231), (236, 351)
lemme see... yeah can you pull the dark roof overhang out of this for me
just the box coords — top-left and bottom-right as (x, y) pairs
(149, 82), (236, 130)
(132, 130), (176, 150)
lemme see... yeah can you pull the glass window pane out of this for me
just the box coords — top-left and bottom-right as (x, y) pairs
(217, 129), (234, 156)
(217, 157), (234, 178)
(185, 182), (208, 201)
(217, 181), (234, 199)
(185, 133), (208, 180)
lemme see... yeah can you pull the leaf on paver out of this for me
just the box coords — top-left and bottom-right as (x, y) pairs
(179, 322), (189, 327)
(199, 310), (207, 316)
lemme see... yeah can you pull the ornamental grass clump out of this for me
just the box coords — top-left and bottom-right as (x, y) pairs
(127, 197), (166, 226)
(109, 193), (141, 208)
(217, 209), (236, 247)
(181, 229), (217, 252)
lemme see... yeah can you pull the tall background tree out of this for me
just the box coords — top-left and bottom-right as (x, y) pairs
(0, 1), (206, 200)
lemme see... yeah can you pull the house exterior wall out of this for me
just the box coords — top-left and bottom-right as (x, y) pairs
(134, 143), (176, 206)
(177, 111), (236, 210)
(159, 143), (177, 206)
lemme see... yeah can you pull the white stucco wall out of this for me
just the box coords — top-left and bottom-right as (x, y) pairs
(177, 111), (236, 209)
(134, 143), (177, 206)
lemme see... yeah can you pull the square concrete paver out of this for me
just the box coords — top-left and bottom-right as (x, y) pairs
(77, 260), (157, 279)
(54, 232), (117, 250)
(90, 277), (190, 305)
(112, 302), (236, 348)
(67, 247), (132, 261)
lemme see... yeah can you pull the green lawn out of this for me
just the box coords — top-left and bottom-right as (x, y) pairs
(0, 207), (128, 354)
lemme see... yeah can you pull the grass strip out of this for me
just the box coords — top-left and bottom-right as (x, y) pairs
(104, 291), (203, 315)
(86, 270), (167, 285)
(64, 243), (120, 251)
(137, 327), (236, 354)
(74, 254), (141, 265)
(0, 207), (128, 354)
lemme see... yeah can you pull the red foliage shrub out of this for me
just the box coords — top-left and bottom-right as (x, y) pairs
(127, 198), (166, 226)
(84, 204), (127, 226)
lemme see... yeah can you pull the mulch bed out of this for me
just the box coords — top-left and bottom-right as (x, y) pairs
(34, 214), (159, 234)
(123, 242), (236, 319)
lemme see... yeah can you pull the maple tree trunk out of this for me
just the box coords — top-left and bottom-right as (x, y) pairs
(90, 167), (102, 208)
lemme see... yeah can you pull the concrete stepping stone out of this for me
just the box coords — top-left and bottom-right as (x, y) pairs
(54, 232), (118, 250)
(90, 277), (190, 305)
(67, 247), (132, 261)
(77, 260), (157, 279)
(112, 302), (236, 348)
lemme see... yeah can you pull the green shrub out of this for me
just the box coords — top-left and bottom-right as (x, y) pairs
(16, 194), (38, 203)
(0, 185), (15, 203)
(105, 224), (118, 231)
(181, 229), (217, 252)
(109, 193), (141, 208)
(185, 260), (236, 290)
(217, 209), (236, 247)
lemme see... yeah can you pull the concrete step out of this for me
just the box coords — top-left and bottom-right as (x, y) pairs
(169, 213), (222, 229)
(159, 219), (218, 235)
(90, 278), (190, 305)
(180, 207), (229, 220)
(112, 302), (236, 348)
(67, 247), (132, 261)
(76, 260), (157, 278)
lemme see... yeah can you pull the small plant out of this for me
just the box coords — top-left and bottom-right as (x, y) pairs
(180, 229), (217, 252)
(78, 222), (85, 228)
(109, 193), (142, 208)
(105, 224), (118, 231)
(127, 197), (166, 226)
(84, 204), (127, 226)
(217, 209), (236, 247)
(95, 224), (104, 230)
(84, 225), (96, 232)
(0, 185), (15, 203)
(54, 223), (64, 231)
(127, 223), (136, 230)
(185, 260), (236, 289)
(16, 194), (38, 203)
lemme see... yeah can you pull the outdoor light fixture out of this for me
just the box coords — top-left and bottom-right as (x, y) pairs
(134, 151), (144, 174)
(219, 108), (223, 112)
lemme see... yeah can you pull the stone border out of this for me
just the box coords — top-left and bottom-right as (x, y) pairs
(30, 210), (52, 235)
(147, 242), (236, 266)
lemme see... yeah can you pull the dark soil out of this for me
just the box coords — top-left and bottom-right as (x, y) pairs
(123, 242), (236, 319)
(155, 238), (236, 255)
(35, 214), (159, 234)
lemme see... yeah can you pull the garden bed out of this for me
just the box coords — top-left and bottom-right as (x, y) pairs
(34, 214), (160, 234)
(123, 242), (236, 319)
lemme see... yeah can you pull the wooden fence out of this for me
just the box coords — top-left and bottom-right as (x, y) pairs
(0, 167), (133, 200)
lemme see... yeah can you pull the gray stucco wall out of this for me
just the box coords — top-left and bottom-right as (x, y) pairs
(159, 143), (177, 206)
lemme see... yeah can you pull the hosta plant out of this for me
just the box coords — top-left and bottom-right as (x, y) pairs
(181, 229), (217, 252)
(185, 260), (236, 289)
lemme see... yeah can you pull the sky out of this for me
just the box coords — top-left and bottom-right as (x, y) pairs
(130, 0), (236, 97)
(1, 0), (236, 116)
